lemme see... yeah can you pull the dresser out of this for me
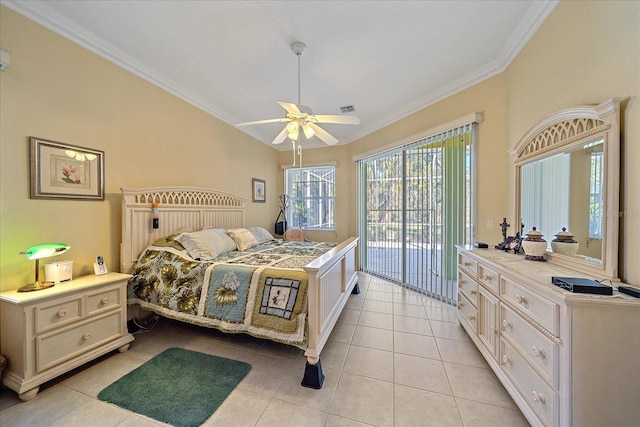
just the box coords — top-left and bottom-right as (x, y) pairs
(0, 273), (134, 401)
(457, 246), (639, 427)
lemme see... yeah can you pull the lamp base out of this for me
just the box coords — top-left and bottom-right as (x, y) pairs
(18, 281), (54, 293)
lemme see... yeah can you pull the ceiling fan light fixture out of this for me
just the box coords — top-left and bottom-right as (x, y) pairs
(303, 123), (315, 139)
(287, 121), (299, 140)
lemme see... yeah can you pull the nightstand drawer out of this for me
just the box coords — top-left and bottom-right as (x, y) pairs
(35, 295), (83, 334)
(86, 285), (121, 316)
(36, 311), (122, 372)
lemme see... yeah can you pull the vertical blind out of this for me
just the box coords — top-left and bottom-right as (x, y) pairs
(520, 153), (570, 247)
(357, 123), (476, 304)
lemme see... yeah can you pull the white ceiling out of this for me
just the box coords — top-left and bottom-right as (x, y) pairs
(3, 0), (558, 150)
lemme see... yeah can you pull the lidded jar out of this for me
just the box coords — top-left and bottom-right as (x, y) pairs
(551, 227), (579, 256)
(522, 227), (547, 261)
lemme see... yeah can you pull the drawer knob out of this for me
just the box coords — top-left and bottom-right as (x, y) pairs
(532, 346), (546, 358)
(82, 333), (92, 341)
(468, 315), (476, 321)
(532, 390), (546, 404)
(502, 355), (512, 365)
(515, 294), (527, 304)
(483, 274), (493, 281)
(470, 289), (477, 295)
(502, 319), (512, 329)
(57, 309), (67, 318)
(464, 261), (472, 267)
(101, 297), (110, 305)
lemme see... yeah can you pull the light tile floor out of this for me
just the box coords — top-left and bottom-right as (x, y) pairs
(0, 273), (530, 426)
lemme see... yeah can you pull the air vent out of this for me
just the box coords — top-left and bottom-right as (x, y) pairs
(340, 105), (355, 113)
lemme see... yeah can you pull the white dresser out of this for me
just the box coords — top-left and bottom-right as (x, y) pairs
(0, 273), (134, 401)
(457, 246), (639, 427)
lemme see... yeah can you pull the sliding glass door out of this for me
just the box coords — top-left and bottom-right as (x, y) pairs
(357, 124), (475, 304)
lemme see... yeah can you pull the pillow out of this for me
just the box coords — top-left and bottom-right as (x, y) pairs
(175, 228), (236, 260)
(248, 226), (275, 244)
(227, 228), (259, 251)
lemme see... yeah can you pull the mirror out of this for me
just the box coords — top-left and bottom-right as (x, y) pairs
(511, 99), (622, 280)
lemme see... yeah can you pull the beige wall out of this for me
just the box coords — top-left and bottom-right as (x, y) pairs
(2, 1), (639, 291)
(0, 7), (280, 291)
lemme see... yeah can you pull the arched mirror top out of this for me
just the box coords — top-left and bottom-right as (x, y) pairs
(510, 98), (623, 280)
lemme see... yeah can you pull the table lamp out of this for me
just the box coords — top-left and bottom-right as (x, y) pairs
(18, 243), (71, 292)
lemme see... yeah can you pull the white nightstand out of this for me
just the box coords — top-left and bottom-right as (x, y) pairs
(0, 273), (135, 401)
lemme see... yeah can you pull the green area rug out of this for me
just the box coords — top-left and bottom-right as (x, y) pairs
(98, 347), (251, 427)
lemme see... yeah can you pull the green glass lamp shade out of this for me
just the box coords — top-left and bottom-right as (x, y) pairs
(19, 243), (71, 292)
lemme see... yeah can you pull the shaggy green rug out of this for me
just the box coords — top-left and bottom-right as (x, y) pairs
(98, 347), (251, 427)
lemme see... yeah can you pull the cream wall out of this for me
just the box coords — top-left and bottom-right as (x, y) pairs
(296, 1), (639, 284)
(0, 7), (280, 291)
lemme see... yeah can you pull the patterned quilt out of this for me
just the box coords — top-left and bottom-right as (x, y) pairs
(127, 239), (338, 346)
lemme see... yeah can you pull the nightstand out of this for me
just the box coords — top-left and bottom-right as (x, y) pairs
(0, 273), (134, 401)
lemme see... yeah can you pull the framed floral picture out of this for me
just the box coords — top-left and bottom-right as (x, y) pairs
(29, 137), (105, 200)
(252, 178), (266, 203)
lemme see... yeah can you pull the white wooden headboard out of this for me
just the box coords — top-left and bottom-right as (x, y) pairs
(120, 187), (246, 273)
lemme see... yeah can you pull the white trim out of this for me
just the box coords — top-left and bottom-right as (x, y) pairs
(353, 112), (483, 162)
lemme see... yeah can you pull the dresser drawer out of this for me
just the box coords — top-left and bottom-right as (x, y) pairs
(458, 269), (478, 306)
(501, 304), (557, 386)
(86, 285), (122, 316)
(457, 292), (477, 334)
(35, 295), (83, 334)
(36, 311), (123, 372)
(501, 338), (557, 426)
(477, 263), (499, 293)
(500, 276), (559, 335)
(458, 252), (478, 276)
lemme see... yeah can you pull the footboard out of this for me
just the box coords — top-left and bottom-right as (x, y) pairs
(302, 236), (358, 388)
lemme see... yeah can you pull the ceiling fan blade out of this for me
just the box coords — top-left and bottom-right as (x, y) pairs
(312, 114), (360, 125)
(278, 101), (301, 114)
(309, 123), (339, 145)
(237, 117), (291, 126)
(272, 126), (289, 145)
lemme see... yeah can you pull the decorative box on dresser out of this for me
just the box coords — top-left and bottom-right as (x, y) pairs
(0, 273), (134, 401)
(457, 246), (639, 427)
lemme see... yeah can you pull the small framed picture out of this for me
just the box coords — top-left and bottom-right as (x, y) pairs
(252, 178), (266, 203)
(29, 137), (105, 200)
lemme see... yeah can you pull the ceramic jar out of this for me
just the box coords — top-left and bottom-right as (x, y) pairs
(522, 227), (547, 261)
(551, 227), (579, 256)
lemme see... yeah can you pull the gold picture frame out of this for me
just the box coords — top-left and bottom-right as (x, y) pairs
(29, 137), (105, 200)
(252, 178), (266, 203)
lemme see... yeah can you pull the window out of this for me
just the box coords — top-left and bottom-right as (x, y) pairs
(589, 151), (604, 239)
(285, 166), (335, 230)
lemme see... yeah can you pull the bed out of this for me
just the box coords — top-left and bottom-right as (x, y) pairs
(120, 186), (359, 388)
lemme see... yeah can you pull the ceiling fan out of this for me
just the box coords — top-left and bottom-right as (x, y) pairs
(237, 42), (360, 146)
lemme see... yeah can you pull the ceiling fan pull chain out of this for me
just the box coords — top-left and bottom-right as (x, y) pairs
(292, 140), (296, 167)
(298, 144), (303, 168)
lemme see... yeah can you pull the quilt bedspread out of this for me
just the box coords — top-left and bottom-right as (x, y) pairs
(127, 239), (337, 346)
